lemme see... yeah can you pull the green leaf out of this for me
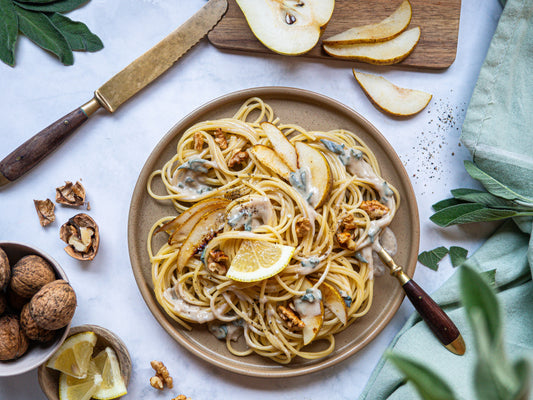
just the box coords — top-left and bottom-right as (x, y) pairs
(0, 0), (19, 66)
(14, 0), (88, 13)
(15, 0), (58, 3)
(387, 352), (457, 400)
(449, 246), (468, 267)
(48, 12), (103, 52)
(510, 359), (531, 400)
(464, 161), (533, 205)
(451, 188), (532, 211)
(460, 266), (502, 352)
(15, 6), (74, 65)
(418, 246), (448, 270)
(432, 197), (463, 212)
(480, 269), (496, 287)
(430, 203), (530, 227)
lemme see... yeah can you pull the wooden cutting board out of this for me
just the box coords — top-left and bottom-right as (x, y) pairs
(208, 0), (461, 70)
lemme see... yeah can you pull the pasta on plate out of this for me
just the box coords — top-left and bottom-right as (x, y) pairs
(147, 97), (399, 364)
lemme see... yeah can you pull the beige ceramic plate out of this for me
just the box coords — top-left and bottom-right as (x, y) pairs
(128, 87), (420, 377)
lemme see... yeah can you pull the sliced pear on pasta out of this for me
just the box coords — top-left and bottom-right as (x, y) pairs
(323, 27), (420, 65)
(323, 0), (412, 45)
(353, 70), (432, 116)
(295, 142), (332, 209)
(261, 122), (298, 171)
(319, 282), (348, 325)
(177, 207), (228, 271)
(250, 144), (293, 180)
(295, 279), (324, 346)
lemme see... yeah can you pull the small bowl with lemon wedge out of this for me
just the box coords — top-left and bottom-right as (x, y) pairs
(38, 324), (131, 400)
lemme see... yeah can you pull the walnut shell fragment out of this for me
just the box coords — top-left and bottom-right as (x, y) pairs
(60, 213), (100, 261)
(0, 315), (29, 361)
(9, 255), (56, 299)
(20, 303), (56, 342)
(34, 199), (56, 227)
(0, 247), (10, 291)
(56, 181), (86, 207)
(29, 279), (76, 330)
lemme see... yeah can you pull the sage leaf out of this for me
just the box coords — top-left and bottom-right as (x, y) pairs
(386, 352), (457, 400)
(464, 161), (533, 205)
(451, 188), (532, 211)
(16, 0), (57, 3)
(432, 197), (462, 212)
(510, 359), (531, 400)
(480, 268), (496, 287)
(15, 5), (74, 65)
(48, 12), (103, 52)
(0, 0), (18, 66)
(430, 203), (529, 227)
(15, 0), (89, 13)
(449, 246), (468, 267)
(418, 246), (448, 270)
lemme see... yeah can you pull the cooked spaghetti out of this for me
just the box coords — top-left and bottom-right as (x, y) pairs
(147, 97), (399, 363)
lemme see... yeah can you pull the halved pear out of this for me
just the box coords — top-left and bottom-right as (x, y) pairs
(353, 70), (432, 116)
(167, 199), (230, 244)
(323, 26), (420, 65)
(261, 122), (298, 171)
(295, 142), (332, 209)
(323, 0), (412, 45)
(250, 144), (292, 180)
(176, 207), (227, 271)
(235, 0), (335, 55)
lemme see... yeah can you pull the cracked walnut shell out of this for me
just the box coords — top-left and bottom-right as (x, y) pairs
(56, 181), (86, 206)
(29, 279), (76, 330)
(33, 199), (56, 227)
(60, 213), (99, 261)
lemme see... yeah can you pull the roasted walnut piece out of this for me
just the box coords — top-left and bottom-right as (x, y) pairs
(277, 305), (305, 330)
(150, 360), (173, 389)
(60, 213), (100, 260)
(295, 217), (312, 238)
(0, 247), (10, 291)
(9, 255), (56, 299)
(214, 128), (228, 149)
(0, 315), (29, 361)
(33, 199), (56, 227)
(359, 200), (390, 220)
(207, 249), (229, 275)
(227, 150), (249, 168)
(55, 181), (86, 206)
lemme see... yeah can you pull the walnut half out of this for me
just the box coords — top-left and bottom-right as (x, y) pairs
(33, 199), (55, 227)
(60, 213), (99, 261)
(56, 181), (86, 207)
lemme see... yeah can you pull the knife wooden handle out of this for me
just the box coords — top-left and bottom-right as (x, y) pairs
(0, 99), (100, 187)
(402, 279), (466, 355)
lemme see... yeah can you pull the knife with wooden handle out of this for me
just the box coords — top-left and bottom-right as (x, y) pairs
(0, 0), (228, 187)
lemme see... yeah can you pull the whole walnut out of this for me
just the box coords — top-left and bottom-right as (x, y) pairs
(10, 255), (56, 299)
(0, 292), (6, 316)
(0, 247), (10, 291)
(29, 280), (76, 330)
(20, 303), (56, 343)
(0, 315), (29, 361)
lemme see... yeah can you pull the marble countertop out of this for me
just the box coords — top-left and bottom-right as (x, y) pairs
(0, 0), (503, 398)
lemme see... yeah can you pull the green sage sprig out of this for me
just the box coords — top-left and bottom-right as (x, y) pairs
(430, 161), (533, 227)
(388, 266), (530, 400)
(0, 0), (103, 67)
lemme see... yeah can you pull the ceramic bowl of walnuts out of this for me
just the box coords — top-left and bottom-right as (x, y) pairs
(0, 242), (76, 376)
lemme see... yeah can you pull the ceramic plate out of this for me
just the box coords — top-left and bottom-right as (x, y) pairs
(128, 87), (420, 377)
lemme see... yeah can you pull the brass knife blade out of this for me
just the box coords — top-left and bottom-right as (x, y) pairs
(95, 0), (228, 113)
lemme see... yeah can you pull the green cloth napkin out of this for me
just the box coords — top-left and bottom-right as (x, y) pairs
(359, 0), (533, 398)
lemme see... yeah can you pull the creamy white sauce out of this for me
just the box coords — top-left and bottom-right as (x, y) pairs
(163, 287), (216, 323)
(171, 158), (218, 200)
(226, 196), (273, 231)
(294, 288), (322, 318)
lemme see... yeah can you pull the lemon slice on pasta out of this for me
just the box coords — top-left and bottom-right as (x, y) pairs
(226, 240), (295, 282)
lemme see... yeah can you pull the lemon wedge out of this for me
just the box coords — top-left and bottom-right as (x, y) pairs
(47, 331), (97, 378)
(226, 240), (295, 282)
(92, 347), (128, 400)
(59, 360), (103, 400)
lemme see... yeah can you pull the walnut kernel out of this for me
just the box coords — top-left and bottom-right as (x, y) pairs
(56, 181), (86, 206)
(60, 213), (99, 261)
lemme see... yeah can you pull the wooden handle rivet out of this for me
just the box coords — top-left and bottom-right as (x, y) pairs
(63, 120), (70, 126)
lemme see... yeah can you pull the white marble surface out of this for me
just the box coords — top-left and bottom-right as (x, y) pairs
(0, 0), (503, 398)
